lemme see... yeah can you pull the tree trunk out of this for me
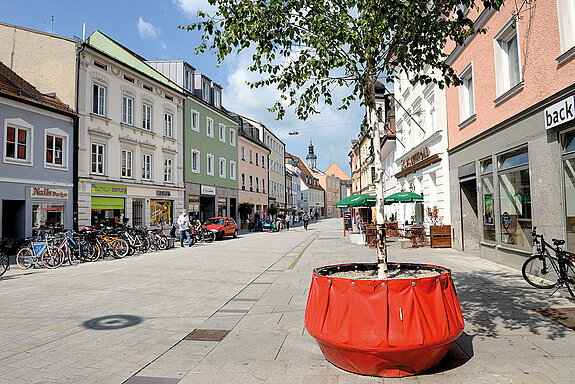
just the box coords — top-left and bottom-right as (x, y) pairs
(367, 102), (388, 278)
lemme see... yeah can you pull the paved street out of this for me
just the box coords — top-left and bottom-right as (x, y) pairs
(1, 218), (575, 383)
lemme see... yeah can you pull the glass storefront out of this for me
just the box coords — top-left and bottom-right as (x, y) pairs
(32, 203), (65, 234)
(498, 149), (531, 248)
(563, 133), (575, 252)
(217, 198), (227, 217)
(150, 200), (172, 227)
(481, 159), (495, 242)
(91, 197), (125, 227)
(188, 196), (200, 219)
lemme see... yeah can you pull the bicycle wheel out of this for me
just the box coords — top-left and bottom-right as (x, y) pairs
(564, 259), (575, 301)
(0, 251), (9, 277)
(522, 254), (560, 289)
(203, 230), (215, 243)
(16, 248), (34, 269)
(110, 239), (129, 259)
(43, 247), (64, 269)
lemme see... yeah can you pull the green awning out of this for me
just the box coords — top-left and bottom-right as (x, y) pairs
(384, 191), (424, 205)
(336, 194), (376, 208)
(91, 197), (125, 210)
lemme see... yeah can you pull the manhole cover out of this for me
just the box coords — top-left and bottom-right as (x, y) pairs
(534, 308), (575, 331)
(184, 329), (230, 341)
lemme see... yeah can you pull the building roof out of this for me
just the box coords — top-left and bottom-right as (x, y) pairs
(0, 61), (75, 117)
(86, 30), (183, 94)
(287, 152), (324, 191)
(325, 162), (351, 180)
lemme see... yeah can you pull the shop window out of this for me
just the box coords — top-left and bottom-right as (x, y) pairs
(32, 203), (64, 234)
(150, 200), (172, 227)
(142, 153), (152, 180)
(122, 96), (134, 125)
(188, 196), (200, 217)
(121, 149), (133, 178)
(481, 158), (496, 242)
(142, 104), (152, 131)
(563, 133), (575, 252)
(498, 149), (531, 248)
(164, 158), (173, 183)
(91, 143), (105, 175)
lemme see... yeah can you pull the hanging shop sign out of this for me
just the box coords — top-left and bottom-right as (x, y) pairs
(401, 147), (430, 171)
(545, 95), (575, 130)
(91, 183), (128, 195)
(30, 187), (69, 199)
(156, 190), (172, 197)
(201, 185), (216, 195)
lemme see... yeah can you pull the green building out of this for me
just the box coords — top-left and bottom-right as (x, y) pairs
(147, 61), (239, 221)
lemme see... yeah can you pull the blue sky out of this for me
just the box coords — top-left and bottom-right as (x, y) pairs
(2, 0), (364, 175)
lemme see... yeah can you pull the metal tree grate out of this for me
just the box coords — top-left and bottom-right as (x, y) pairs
(184, 329), (230, 341)
(534, 308), (575, 331)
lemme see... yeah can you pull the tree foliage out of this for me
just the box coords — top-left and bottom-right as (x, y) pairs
(181, 0), (504, 120)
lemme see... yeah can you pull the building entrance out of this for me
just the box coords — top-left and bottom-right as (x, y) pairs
(460, 178), (479, 251)
(2, 200), (25, 239)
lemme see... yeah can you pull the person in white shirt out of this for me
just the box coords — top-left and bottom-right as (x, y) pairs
(177, 209), (193, 247)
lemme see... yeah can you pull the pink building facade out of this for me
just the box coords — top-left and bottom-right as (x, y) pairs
(447, 2), (575, 266)
(238, 128), (270, 220)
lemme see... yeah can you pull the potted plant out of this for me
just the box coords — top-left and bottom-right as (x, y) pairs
(238, 202), (254, 230)
(427, 205), (452, 248)
(185, 0), (500, 376)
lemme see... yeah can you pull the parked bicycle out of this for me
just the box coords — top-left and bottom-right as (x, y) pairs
(522, 227), (575, 300)
(16, 236), (61, 269)
(0, 238), (12, 277)
(192, 224), (214, 243)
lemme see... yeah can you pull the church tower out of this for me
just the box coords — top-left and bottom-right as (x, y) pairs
(306, 139), (317, 169)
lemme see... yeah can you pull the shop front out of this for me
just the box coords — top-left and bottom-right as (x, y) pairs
(89, 183), (127, 227)
(449, 89), (575, 267)
(187, 183), (238, 222)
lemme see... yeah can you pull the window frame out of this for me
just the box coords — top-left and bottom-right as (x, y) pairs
(164, 112), (174, 138)
(241, 173), (246, 190)
(206, 117), (214, 138)
(4, 119), (33, 165)
(458, 62), (475, 124)
(230, 160), (236, 180)
(191, 110), (200, 132)
(142, 153), (152, 181)
(557, 0), (575, 55)
(91, 142), (106, 175)
(241, 146), (245, 161)
(142, 103), (153, 131)
(122, 95), (134, 125)
(230, 129), (236, 147)
(219, 157), (226, 178)
(494, 20), (522, 98)
(191, 149), (200, 174)
(92, 83), (106, 116)
(219, 123), (226, 143)
(44, 129), (67, 169)
(121, 148), (133, 179)
(164, 158), (173, 183)
(207, 153), (214, 176)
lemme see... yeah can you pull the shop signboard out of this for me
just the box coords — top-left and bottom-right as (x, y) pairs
(545, 95), (575, 130)
(91, 184), (128, 195)
(343, 211), (353, 231)
(156, 190), (171, 197)
(31, 188), (69, 199)
(201, 185), (216, 195)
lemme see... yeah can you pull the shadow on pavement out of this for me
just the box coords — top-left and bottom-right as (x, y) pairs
(83, 314), (143, 330)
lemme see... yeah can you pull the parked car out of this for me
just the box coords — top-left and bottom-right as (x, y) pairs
(205, 217), (238, 240)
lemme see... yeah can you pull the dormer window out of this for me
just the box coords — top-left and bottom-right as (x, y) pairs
(202, 81), (210, 101)
(214, 89), (222, 108)
(184, 71), (194, 91)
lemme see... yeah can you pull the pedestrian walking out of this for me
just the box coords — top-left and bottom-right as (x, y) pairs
(177, 209), (193, 247)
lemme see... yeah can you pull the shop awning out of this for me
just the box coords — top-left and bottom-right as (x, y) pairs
(91, 197), (125, 210)
(336, 194), (376, 208)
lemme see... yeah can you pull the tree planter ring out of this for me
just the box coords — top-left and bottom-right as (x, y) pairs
(305, 262), (464, 377)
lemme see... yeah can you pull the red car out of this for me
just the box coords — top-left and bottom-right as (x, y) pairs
(205, 217), (238, 240)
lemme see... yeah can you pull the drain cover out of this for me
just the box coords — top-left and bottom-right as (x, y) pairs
(534, 308), (575, 331)
(184, 329), (230, 341)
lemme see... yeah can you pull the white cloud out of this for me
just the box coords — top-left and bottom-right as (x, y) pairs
(173, 0), (216, 18)
(223, 51), (364, 172)
(137, 17), (160, 39)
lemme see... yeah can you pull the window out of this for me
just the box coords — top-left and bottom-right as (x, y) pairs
(241, 146), (246, 161)
(202, 81), (210, 101)
(142, 153), (152, 180)
(5, 123), (31, 163)
(121, 149), (133, 178)
(262, 155), (265, 168)
(563, 134), (575, 252)
(249, 149), (253, 163)
(142, 104), (152, 131)
(124, 75), (134, 83)
(191, 149), (200, 173)
(219, 123), (226, 142)
(249, 175), (253, 191)
(91, 143), (105, 174)
(207, 154), (214, 176)
(45, 134), (64, 166)
(262, 178), (265, 193)
(143, 84), (153, 92)
(164, 113), (173, 137)
(256, 177), (260, 192)
(481, 158), (495, 242)
(498, 148), (531, 248)
(230, 161), (236, 180)
(557, 0), (575, 54)
(425, 90), (436, 133)
(191, 110), (199, 132)
(92, 84), (106, 116)
(206, 117), (214, 137)
(241, 174), (246, 190)
(494, 22), (521, 97)
(122, 96), (134, 125)
(255, 152), (259, 166)
(459, 63), (474, 122)
(219, 157), (226, 178)
(164, 158), (173, 183)
(94, 61), (107, 70)
(230, 129), (236, 146)
(185, 71), (194, 91)
(214, 89), (222, 108)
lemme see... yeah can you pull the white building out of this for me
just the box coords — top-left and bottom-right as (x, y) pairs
(393, 68), (450, 227)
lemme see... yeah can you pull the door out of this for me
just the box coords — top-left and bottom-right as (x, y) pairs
(2, 200), (26, 239)
(132, 199), (143, 227)
(460, 179), (479, 251)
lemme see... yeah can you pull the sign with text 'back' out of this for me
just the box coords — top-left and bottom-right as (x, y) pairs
(545, 95), (575, 130)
